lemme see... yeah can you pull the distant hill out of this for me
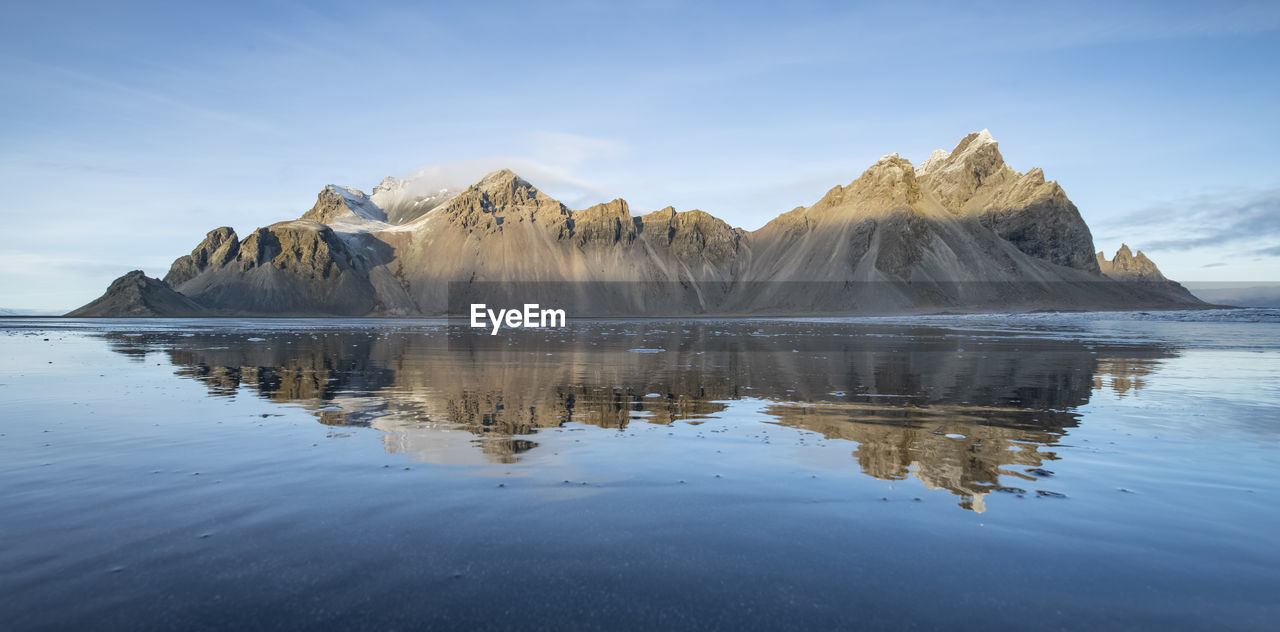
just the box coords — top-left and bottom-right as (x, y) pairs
(0, 308), (62, 316)
(71, 131), (1204, 317)
(1184, 283), (1280, 308)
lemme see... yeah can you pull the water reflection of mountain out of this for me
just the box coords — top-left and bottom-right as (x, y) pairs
(101, 321), (1178, 510)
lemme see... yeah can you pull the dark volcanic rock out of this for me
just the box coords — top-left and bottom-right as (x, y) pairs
(170, 220), (378, 316)
(164, 227), (239, 287)
(66, 271), (211, 317)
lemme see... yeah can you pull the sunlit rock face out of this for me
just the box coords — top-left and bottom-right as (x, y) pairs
(1097, 244), (1168, 282)
(915, 130), (1100, 272)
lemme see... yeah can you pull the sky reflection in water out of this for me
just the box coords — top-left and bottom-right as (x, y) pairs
(1, 314), (1277, 630)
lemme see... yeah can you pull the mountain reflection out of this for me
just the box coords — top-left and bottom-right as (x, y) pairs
(101, 321), (1177, 511)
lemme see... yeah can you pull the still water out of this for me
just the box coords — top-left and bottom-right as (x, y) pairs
(2, 312), (1278, 630)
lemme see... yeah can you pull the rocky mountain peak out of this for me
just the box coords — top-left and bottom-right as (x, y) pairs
(370, 174), (460, 225)
(916, 129), (1000, 175)
(164, 226), (240, 287)
(372, 176), (404, 196)
(954, 127), (997, 152)
(453, 168), (541, 206)
(66, 270), (209, 317)
(912, 130), (1098, 272)
(915, 130), (1009, 209)
(839, 153), (923, 212)
(476, 168), (530, 191)
(1097, 245), (1168, 282)
(302, 185), (386, 224)
(432, 169), (568, 233)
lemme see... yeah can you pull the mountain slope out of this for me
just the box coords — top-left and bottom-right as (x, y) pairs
(67, 271), (212, 317)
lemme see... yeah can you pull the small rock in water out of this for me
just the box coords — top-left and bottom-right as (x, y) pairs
(1027, 468), (1054, 477)
(1035, 490), (1067, 499)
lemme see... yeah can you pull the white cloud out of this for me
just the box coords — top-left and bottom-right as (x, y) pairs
(526, 131), (629, 167)
(386, 132), (631, 209)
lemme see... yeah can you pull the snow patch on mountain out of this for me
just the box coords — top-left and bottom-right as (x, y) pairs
(370, 171), (468, 224)
(915, 128), (999, 177)
(323, 185), (385, 221)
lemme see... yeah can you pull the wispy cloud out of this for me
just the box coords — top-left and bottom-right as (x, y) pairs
(527, 131), (629, 167)
(384, 132), (631, 209)
(1099, 187), (1280, 253)
(3, 57), (280, 137)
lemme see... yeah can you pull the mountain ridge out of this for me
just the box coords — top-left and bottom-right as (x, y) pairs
(69, 132), (1206, 317)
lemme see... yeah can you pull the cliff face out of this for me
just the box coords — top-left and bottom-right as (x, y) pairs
(915, 130), (1099, 272)
(165, 220), (379, 316)
(69, 131), (1206, 317)
(164, 227), (240, 287)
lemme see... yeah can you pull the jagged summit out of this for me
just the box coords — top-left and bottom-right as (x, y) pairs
(908, 130), (1098, 271)
(71, 132), (1206, 317)
(914, 129), (1010, 208)
(372, 176), (403, 197)
(1098, 244), (1168, 282)
(477, 168), (526, 187)
(427, 168), (566, 233)
(301, 184), (386, 224)
(916, 129), (998, 175)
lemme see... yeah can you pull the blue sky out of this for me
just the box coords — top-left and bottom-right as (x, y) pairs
(2, 0), (1278, 310)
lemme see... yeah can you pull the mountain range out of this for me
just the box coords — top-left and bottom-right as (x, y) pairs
(69, 131), (1205, 317)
